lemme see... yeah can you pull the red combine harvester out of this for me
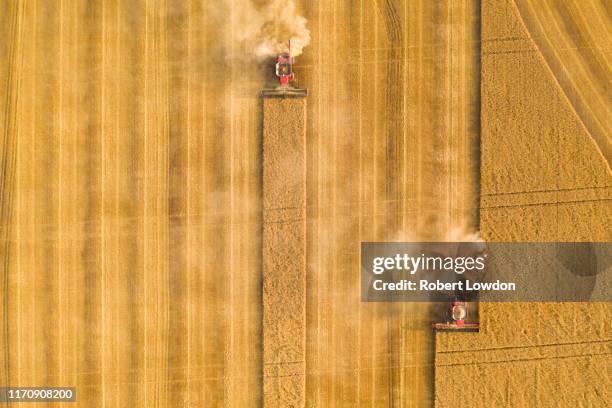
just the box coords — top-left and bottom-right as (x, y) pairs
(261, 40), (308, 98)
(276, 41), (293, 86)
(432, 299), (480, 332)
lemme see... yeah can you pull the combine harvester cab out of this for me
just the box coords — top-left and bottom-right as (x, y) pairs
(262, 40), (308, 98)
(275, 52), (293, 85)
(432, 299), (480, 333)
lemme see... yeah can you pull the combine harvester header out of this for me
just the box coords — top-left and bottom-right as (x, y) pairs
(261, 40), (308, 98)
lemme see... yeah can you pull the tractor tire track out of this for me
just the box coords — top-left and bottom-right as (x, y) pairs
(512, 0), (611, 169)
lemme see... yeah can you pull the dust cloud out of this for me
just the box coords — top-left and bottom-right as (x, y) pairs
(445, 225), (482, 242)
(223, 0), (311, 60)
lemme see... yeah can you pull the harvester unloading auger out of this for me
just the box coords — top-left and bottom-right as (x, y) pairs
(261, 40), (308, 98)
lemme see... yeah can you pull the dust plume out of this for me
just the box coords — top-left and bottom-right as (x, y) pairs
(224, 0), (311, 60)
(388, 225), (482, 243)
(445, 225), (482, 242)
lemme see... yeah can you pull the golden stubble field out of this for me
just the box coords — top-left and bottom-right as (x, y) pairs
(0, 0), (609, 407)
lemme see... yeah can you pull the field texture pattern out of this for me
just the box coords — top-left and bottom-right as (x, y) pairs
(435, 1), (611, 407)
(0, 0), (609, 407)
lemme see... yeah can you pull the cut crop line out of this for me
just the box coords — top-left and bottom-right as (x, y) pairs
(482, 185), (612, 196)
(482, 47), (612, 56)
(436, 352), (611, 367)
(437, 338), (611, 354)
(482, 197), (612, 210)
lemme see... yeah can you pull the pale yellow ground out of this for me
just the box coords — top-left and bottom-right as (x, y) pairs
(0, 1), (479, 406)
